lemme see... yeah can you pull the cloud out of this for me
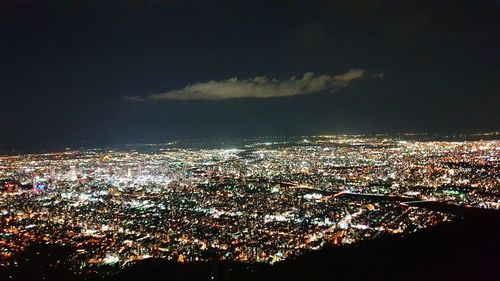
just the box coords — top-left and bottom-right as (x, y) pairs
(125, 69), (365, 101)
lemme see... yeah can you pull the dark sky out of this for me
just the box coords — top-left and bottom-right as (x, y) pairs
(1, 0), (499, 151)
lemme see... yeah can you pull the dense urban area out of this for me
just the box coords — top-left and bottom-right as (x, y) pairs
(0, 134), (498, 277)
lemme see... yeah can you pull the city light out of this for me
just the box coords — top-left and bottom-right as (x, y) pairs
(0, 135), (498, 277)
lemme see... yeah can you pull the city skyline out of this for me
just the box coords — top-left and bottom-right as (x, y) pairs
(0, 1), (499, 280)
(1, 134), (499, 279)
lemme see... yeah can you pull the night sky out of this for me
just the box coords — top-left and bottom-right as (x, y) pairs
(1, 0), (499, 151)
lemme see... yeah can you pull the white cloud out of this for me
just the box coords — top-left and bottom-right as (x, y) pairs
(125, 69), (365, 101)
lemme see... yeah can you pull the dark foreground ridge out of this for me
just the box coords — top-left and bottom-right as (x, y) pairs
(1, 207), (499, 281)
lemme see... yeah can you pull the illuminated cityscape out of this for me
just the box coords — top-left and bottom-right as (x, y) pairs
(1, 0), (499, 279)
(0, 134), (498, 277)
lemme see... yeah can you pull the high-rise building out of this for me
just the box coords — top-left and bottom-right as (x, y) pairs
(33, 176), (48, 191)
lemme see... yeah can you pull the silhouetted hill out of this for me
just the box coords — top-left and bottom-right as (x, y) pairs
(111, 209), (500, 281)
